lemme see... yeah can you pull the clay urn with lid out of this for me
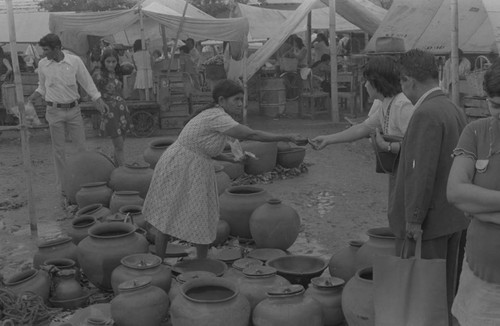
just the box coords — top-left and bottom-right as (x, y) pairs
(328, 240), (365, 282)
(108, 162), (153, 199)
(75, 181), (113, 208)
(305, 276), (345, 326)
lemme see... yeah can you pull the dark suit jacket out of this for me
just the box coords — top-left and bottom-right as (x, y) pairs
(388, 89), (469, 240)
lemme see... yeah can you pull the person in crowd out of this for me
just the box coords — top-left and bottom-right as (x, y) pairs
(92, 49), (132, 166)
(338, 33), (351, 57)
(311, 54), (331, 94)
(292, 37), (308, 68)
(312, 33), (330, 63)
(0, 47), (13, 83)
(179, 45), (200, 92)
(441, 48), (471, 96)
(132, 39), (153, 100)
(27, 33), (108, 195)
(390, 49), (469, 320)
(143, 79), (305, 260)
(448, 58), (500, 325)
(185, 38), (201, 68)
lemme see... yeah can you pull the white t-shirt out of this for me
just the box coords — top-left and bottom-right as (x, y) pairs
(363, 93), (415, 137)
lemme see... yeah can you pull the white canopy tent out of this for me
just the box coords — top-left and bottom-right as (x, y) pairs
(0, 12), (51, 43)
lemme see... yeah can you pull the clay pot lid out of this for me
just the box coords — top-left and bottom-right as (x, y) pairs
(242, 265), (277, 277)
(348, 240), (365, 248)
(232, 258), (263, 271)
(267, 198), (282, 205)
(114, 190), (140, 196)
(366, 227), (395, 240)
(121, 254), (161, 270)
(267, 284), (304, 296)
(118, 276), (152, 291)
(176, 271), (216, 284)
(247, 248), (287, 262)
(125, 162), (150, 169)
(310, 276), (345, 288)
(211, 248), (242, 263)
(81, 181), (108, 188)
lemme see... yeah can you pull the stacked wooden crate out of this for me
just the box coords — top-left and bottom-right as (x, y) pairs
(156, 71), (190, 132)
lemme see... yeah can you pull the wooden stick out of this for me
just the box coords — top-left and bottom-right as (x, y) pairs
(166, 0), (190, 75)
(5, 0), (38, 239)
(450, 0), (460, 106)
(306, 12), (312, 66)
(243, 49), (248, 125)
(329, 0), (339, 123)
(138, 5), (149, 101)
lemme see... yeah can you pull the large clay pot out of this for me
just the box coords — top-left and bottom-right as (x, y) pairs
(169, 271), (217, 302)
(170, 277), (251, 326)
(111, 276), (169, 326)
(75, 182), (113, 208)
(3, 269), (51, 302)
(69, 215), (99, 245)
(77, 222), (149, 290)
(249, 198), (301, 250)
(52, 269), (84, 300)
(111, 254), (172, 295)
(253, 284), (323, 326)
(277, 147), (306, 168)
(341, 267), (374, 326)
(118, 205), (146, 230)
(214, 160), (245, 180)
(143, 137), (177, 169)
(108, 162), (153, 199)
(305, 277), (345, 326)
(241, 141), (278, 175)
(219, 186), (272, 239)
(223, 257), (263, 282)
(75, 203), (111, 221)
(328, 240), (365, 282)
(212, 219), (231, 247)
(355, 227), (395, 270)
(215, 164), (232, 195)
(63, 151), (116, 204)
(109, 191), (144, 214)
(33, 236), (78, 268)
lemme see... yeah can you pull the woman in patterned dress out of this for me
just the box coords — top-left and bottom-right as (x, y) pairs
(92, 49), (132, 166)
(143, 79), (304, 259)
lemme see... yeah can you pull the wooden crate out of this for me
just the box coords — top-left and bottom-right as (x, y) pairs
(160, 102), (189, 118)
(160, 116), (188, 130)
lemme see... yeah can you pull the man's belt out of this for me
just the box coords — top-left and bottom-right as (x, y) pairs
(46, 100), (79, 108)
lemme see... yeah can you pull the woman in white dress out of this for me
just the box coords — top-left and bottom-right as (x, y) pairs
(132, 39), (153, 100)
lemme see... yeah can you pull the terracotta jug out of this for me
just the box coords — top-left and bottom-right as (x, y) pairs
(111, 253), (172, 295)
(75, 181), (113, 208)
(63, 151), (116, 204)
(238, 266), (290, 310)
(241, 141), (278, 175)
(253, 284), (323, 326)
(328, 240), (365, 282)
(170, 277), (251, 326)
(52, 269), (84, 301)
(33, 236), (78, 268)
(69, 215), (99, 245)
(77, 222), (149, 290)
(3, 269), (51, 302)
(169, 271), (217, 302)
(111, 277), (169, 326)
(223, 257), (263, 282)
(219, 186), (272, 239)
(212, 220), (231, 247)
(249, 198), (301, 250)
(117, 205), (146, 230)
(143, 137), (177, 169)
(108, 162), (153, 199)
(214, 159), (245, 180)
(355, 227), (395, 270)
(109, 191), (144, 214)
(75, 203), (111, 221)
(305, 277), (345, 326)
(341, 267), (374, 326)
(215, 164), (232, 195)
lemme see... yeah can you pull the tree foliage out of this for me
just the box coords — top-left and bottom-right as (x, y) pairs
(38, 0), (136, 12)
(190, 0), (250, 18)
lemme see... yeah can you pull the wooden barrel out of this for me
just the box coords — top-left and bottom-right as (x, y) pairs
(1, 83), (17, 111)
(259, 78), (286, 118)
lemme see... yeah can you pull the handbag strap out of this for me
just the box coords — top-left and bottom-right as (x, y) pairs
(382, 97), (396, 134)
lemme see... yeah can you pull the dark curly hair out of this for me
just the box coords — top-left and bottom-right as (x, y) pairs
(483, 58), (500, 98)
(399, 49), (439, 82)
(39, 33), (62, 50)
(363, 56), (402, 97)
(100, 49), (121, 77)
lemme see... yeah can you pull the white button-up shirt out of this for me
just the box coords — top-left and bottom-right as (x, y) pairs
(36, 52), (101, 104)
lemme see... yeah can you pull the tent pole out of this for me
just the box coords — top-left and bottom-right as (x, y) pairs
(139, 4), (150, 101)
(166, 0), (190, 76)
(243, 49), (248, 125)
(306, 12), (312, 66)
(450, 0), (460, 106)
(6, 0), (38, 239)
(329, 0), (339, 123)
(160, 26), (169, 61)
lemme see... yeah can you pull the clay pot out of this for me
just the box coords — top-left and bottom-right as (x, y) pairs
(143, 137), (177, 169)
(109, 191), (144, 214)
(69, 215), (99, 245)
(85, 318), (108, 326)
(42, 258), (77, 272)
(117, 205), (146, 230)
(238, 266), (290, 310)
(328, 240), (365, 282)
(305, 277), (345, 326)
(170, 277), (251, 326)
(33, 236), (78, 268)
(3, 269), (51, 302)
(215, 164), (232, 195)
(355, 227), (395, 270)
(212, 220), (231, 247)
(63, 151), (116, 204)
(111, 276), (169, 326)
(253, 284), (323, 326)
(169, 271), (217, 302)
(111, 253), (172, 295)
(223, 257), (263, 282)
(75, 203), (111, 221)
(241, 141), (277, 175)
(75, 182), (113, 208)
(249, 198), (301, 250)
(341, 267), (374, 326)
(214, 160), (245, 180)
(108, 162), (153, 199)
(52, 269), (84, 301)
(77, 222), (149, 290)
(219, 186), (272, 239)
(277, 141), (292, 152)
(277, 147), (306, 168)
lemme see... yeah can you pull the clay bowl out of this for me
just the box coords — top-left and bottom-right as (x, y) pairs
(277, 147), (306, 168)
(49, 290), (91, 310)
(266, 255), (327, 288)
(172, 258), (228, 277)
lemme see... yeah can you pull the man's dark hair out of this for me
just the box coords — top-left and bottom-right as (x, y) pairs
(400, 49), (439, 82)
(483, 58), (500, 98)
(363, 56), (402, 97)
(39, 33), (62, 50)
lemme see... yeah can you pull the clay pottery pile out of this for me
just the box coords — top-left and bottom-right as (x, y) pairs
(143, 137), (177, 169)
(249, 198), (301, 250)
(77, 222), (149, 290)
(214, 160), (245, 180)
(75, 182), (113, 208)
(211, 220), (231, 247)
(341, 267), (374, 326)
(223, 257), (263, 282)
(75, 203), (111, 221)
(50, 269), (85, 304)
(277, 147), (306, 168)
(266, 255), (328, 288)
(172, 258), (228, 277)
(170, 277), (251, 326)
(109, 191), (144, 214)
(215, 164), (231, 195)
(33, 236), (78, 268)
(219, 186), (272, 239)
(117, 205), (146, 230)
(111, 253), (172, 295)
(111, 276), (169, 326)
(42, 258), (80, 281)
(109, 162), (153, 199)
(305, 277), (345, 326)
(355, 227), (395, 270)
(63, 151), (116, 204)
(328, 240), (364, 282)
(253, 284), (323, 326)
(3, 269), (51, 302)
(169, 271), (217, 302)
(241, 141), (277, 175)
(69, 215), (99, 245)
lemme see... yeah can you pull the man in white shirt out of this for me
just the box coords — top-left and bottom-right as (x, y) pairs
(28, 33), (109, 195)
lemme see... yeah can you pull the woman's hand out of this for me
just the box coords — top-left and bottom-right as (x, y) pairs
(287, 134), (308, 146)
(374, 128), (388, 151)
(309, 135), (330, 150)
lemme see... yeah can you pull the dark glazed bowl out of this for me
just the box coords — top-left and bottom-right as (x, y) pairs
(266, 255), (327, 288)
(277, 147), (306, 168)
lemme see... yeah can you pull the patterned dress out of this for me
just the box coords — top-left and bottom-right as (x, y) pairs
(143, 107), (239, 244)
(92, 70), (132, 137)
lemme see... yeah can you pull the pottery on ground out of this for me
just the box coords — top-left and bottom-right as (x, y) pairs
(109, 191), (144, 214)
(213, 160), (245, 180)
(69, 215), (99, 245)
(305, 277), (345, 326)
(215, 164), (232, 195)
(266, 255), (327, 288)
(355, 227), (395, 270)
(33, 236), (78, 268)
(171, 258), (227, 277)
(76, 182), (113, 208)
(52, 269), (84, 301)
(223, 257), (263, 282)
(75, 203), (111, 221)
(3, 269), (51, 302)
(143, 137), (177, 169)
(241, 141), (278, 175)
(212, 220), (231, 247)
(108, 162), (153, 199)
(277, 147), (306, 168)
(169, 271), (217, 302)
(328, 240), (364, 282)
(341, 267), (374, 326)
(117, 205), (146, 230)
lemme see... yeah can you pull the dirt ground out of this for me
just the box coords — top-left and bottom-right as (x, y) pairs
(0, 103), (388, 280)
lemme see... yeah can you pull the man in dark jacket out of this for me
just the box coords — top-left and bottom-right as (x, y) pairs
(389, 49), (469, 318)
